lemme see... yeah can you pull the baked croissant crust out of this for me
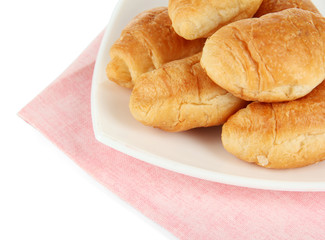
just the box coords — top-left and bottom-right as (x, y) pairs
(222, 80), (325, 169)
(168, 0), (263, 40)
(254, 0), (320, 17)
(201, 8), (325, 102)
(106, 7), (205, 88)
(129, 53), (247, 132)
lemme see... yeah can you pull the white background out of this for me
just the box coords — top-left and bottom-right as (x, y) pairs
(1, 1), (173, 239)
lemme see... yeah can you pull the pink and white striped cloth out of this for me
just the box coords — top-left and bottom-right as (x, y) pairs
(19, 32), (325, 240)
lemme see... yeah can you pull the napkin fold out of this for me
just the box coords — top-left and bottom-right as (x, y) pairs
(19, 32), (325, 240)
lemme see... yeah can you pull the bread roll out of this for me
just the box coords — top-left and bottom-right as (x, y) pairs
(255, 0), (320, 17)
(106, 7), (205, 88)
(201, 9), (325, 102)
(129, 53), (247, 132)
(168, 0), (263, 40)
(222, 80), (325, 169)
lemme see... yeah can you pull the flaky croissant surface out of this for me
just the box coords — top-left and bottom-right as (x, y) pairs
(254, 0), (320, 17)
(168, 0), (263, 40)
(222, 80), (325, 169)
(129, 53), (247, 132)
(106, 7), (205, 88)
(201, 8), (325, 102)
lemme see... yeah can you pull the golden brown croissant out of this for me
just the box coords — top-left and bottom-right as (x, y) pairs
(106, 7), (205, 88)
(222, 80), (325, 169)
(254, 0), (320, 17)
(168, 0), (263, 40)
(129, 53), (247, 132)
(201, 8), (325, 102)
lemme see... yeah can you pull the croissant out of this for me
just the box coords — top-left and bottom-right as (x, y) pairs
(201, 8), (325, 102)
(106, 7), (205, 88)
(254, 0), (320, 17)
(168, 0), (263, 40)
(222, 80), (325, 169)
(129, 53), (247, 132)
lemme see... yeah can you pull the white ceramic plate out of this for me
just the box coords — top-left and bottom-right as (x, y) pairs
(91, 0), (325, 191)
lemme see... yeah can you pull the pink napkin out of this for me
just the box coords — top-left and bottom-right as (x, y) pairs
(19, 32), (325, 240)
